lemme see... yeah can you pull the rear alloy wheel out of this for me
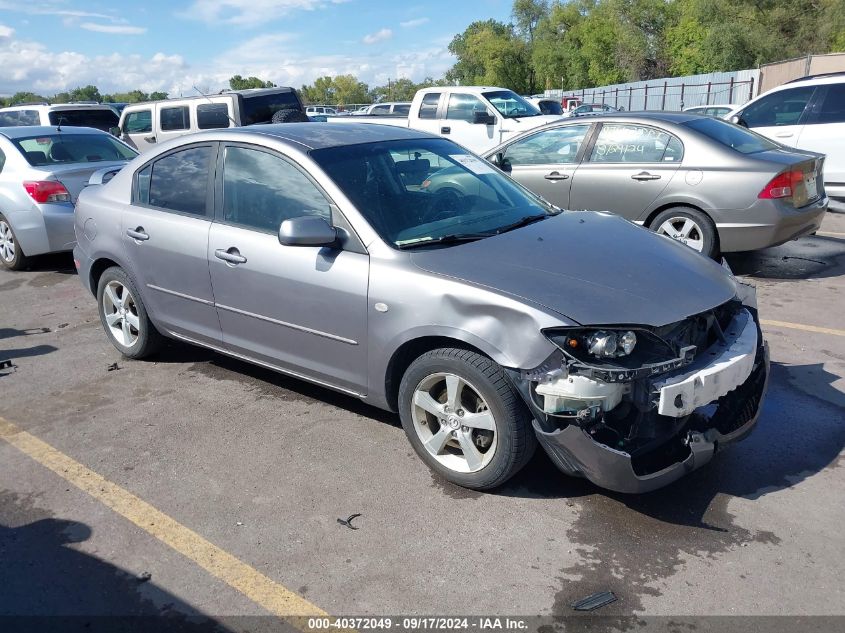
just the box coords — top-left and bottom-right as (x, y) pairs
(97, 267), (162, 359)
(0, 215), (30, 271)
(398, 348), (536, 490)
(650, 207), (718, 259)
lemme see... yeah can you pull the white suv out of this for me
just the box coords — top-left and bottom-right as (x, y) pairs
(729, 73), (845, 200)
(0, 103), (119, 132)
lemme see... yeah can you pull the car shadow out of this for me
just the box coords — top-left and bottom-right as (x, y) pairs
(725, 234), (845, 281)
(17, 252), (77, 274)
(0, 490), (232, 631)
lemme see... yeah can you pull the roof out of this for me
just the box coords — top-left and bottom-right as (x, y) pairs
(0, 125), (107, 140)
(0, 103), (115, 112)
(576, 111), (699, 123)
(231, 122), (435, 150)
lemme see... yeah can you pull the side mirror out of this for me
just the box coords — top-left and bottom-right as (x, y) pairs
(730, 114), (747, 127)
(109, 126), (122, 137)
(492, 152), (512, 173)
(278, 215), (338, 247)
(473, 110), (495, 125)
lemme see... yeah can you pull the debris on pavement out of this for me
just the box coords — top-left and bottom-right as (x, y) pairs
(137, 571), (152, 583)
(571, 591), (618, 611)
(107, 362), (120, 371)
(337, 513), (362, 530)
(0, 359), (14, 372)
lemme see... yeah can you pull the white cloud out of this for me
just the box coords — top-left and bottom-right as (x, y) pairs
(0, 23), (14, 38)
(80, 23), (147, 35)
(363, 28), (392, 45)
(0, 2), (114, 21)
(180, 0), (348, 27)
(400, 18), (429, 28)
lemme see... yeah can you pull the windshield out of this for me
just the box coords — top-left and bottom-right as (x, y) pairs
(311, 138), (552, 249)
(48, 109), (119, 131)
(14, 133), (137, 166)
(483, 91), (541, 119)
(239, 91), (301, 125)
(684, 117), (779, 154)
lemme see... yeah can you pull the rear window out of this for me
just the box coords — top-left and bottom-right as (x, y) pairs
(47, 109), (118, 131)
(239, 91), (301, 125)
(684, 117), (779, 154)
(160, 106), (190, 131)
(13, 133), (137, 166)
(197, 103), (231, 129)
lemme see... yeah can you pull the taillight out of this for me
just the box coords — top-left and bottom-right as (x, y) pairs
(758, 170), (802, 200)
(23, 180), (71, 203)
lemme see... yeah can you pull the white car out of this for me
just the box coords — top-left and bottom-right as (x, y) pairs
(728, 73), (845, 200)
(0, 103), (119, 132)
(683, 104), (739, 119)
(306, 106), (338, 116)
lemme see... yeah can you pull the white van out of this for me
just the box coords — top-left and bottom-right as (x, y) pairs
(0, 103), (119, 131)
(117, 87), (306, 151)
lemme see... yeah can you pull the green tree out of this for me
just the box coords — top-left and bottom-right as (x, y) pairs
(4, 91), (48, 106)
(229, 75), (276, 90)
(446, 19), (534, 93)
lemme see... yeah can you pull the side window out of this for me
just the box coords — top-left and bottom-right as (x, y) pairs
(371, 105), (391, 116)
(197, 103), (230, 129)
(418, 93), (441, 119)
(146, 145), (211, 215)
(446, 93), (487, 122)
(125, 110), (152, 134)
(20, 110), (40, 125)
(160, 106), (190, 132)
(590, 124), (681, 163)
(740, 86), (815, 128)
(222, 146), (331, 233)
(504, 125), (592, 166)
(814, 84), (845, 124)
(394, 104), (411, 116)
(137, 165), (151, 205)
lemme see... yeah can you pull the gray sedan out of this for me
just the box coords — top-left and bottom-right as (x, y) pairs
(74, 123), (769, 493)
(462, 113), (825, 258)
(0, 126), (137, 269)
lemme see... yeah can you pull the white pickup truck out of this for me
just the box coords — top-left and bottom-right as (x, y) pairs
(328, 86), (563, 154)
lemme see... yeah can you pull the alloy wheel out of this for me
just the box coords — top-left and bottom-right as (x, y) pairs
(411, 372), (498, 473)
(0, 220), (15, 263)
(102, 280), (141, 347)
(656, 217), (705, 252)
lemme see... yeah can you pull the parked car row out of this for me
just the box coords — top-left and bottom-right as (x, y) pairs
(71, 123), (770, 493)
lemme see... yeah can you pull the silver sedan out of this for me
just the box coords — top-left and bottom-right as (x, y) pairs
(0, 126), (137, 270)
(459, 112), (826, 258)
(74, 123), (769, 493)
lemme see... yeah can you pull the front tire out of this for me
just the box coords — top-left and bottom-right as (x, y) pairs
(649, 207), (718, 259)
(97, 266), (162, 359)
(398, 348), (536, 490)
(0, 214), (30, 271)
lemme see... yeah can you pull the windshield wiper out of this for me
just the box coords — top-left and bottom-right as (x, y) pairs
(493, 214), (549, 234)
(397, 233), (492, 250)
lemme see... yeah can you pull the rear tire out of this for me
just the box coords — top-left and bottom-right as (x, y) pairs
(97, 266), (163, 359)
(398, 348), (536, 490)
(649, 207), (718, 259)
(0, 214), (30, 271)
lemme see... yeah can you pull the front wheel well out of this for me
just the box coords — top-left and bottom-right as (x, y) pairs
(384, 336), (488, 412)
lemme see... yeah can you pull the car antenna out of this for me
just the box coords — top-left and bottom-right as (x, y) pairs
(193, 85), (238, 127)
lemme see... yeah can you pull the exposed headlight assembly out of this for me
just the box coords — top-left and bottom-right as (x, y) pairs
(544, 327), (696, 382)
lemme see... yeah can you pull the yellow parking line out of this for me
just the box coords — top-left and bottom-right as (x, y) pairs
(0, 416), (326, 621)
(760, 319), (845, 337)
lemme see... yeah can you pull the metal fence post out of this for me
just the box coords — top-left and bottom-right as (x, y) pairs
(728, 77), (735, 103)
(644, 84), (649, 110)
(628, 86), (633, 110)
(680, 82), (685, 110)
(706, 81), (712, 105)
(615, 88), (618, 108)
(749, 76), (755, 101)
(661, 81), (667, 110)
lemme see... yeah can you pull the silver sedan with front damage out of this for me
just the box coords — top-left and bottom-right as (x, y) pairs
(73, 123), (769, 493)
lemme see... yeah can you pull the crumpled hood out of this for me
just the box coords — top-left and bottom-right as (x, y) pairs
(410, 211), (738, 327)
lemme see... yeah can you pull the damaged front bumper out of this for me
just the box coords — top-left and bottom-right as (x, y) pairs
(511, 302), (770, 493)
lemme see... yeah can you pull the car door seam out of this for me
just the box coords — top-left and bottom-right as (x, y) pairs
(214, 302), (358, 345)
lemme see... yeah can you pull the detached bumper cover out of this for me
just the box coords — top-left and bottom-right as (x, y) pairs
(533, 309), (769, 493)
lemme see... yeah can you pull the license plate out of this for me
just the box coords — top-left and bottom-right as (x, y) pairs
(805, 174), (818, 200)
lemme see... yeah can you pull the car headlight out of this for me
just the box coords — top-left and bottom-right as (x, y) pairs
(544, 327), (694, 381)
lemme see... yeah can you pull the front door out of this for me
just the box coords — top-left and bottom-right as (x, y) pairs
(568, 122), (683, 221)
(122, 143), (220, 345)
(499, 123), (594, 209)
(208, 144), (369, 395)
(737, 85), (817, 148)
(441, 92), (497, 152)
(122, 108), (156, 151)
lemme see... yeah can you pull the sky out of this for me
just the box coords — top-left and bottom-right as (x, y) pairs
(0, 0), (514, 97)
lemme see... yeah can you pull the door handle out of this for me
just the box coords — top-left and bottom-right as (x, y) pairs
(215, 247), (247, 265)
(631, 172), (661, 181)
(441, 127), (450, 134)
(775, 132), (794, 138)
(144, 136), (157, 143)
(544, 171), (570, 181)
(126, 227), (149, 241)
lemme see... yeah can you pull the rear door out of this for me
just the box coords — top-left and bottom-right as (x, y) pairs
(736, 85), (817, 147)
(156, 103), (192, 145)
(568, 122), (683, 220)
(497, 123), (594, 209)
(413, 92), (445, 136)
(795, 82), (845, 190)
(122, 143), (220, 345)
